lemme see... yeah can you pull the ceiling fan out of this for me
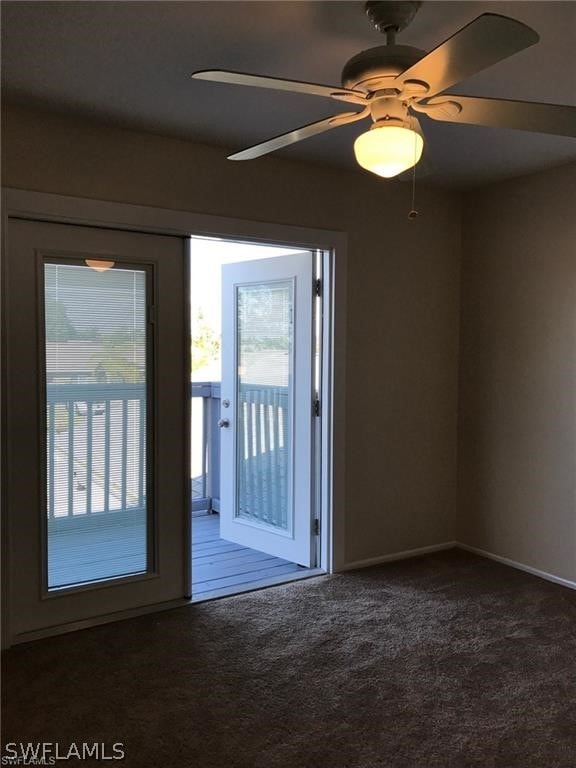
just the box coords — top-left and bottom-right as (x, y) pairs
(192, 1), (576, 179)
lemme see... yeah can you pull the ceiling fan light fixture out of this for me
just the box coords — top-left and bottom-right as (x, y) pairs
(353, 118), (423, 178)
(85, 259), (115, 272)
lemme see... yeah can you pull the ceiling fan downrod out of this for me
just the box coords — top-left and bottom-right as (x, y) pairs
(365, 1), (423, 44)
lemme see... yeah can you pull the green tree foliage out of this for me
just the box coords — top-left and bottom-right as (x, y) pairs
(45, 299), (101, 342)
(238, 286), (289, 351)
(91, 330), (145, 383)
(192, 310), (221, 373)
(45, 298), (78, 342)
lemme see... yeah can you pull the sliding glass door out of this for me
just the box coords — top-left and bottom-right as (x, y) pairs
(5, 219), (188, 642)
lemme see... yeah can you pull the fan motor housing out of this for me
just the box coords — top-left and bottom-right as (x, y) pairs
(341, 44), (426, 92)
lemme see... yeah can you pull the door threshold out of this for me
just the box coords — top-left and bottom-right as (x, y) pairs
(191, 568), (326, 604)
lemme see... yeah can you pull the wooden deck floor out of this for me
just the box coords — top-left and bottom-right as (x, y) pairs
(48, 510), (147, 588)
(192, 514), (304, 600)
(47, 511), (307, 597)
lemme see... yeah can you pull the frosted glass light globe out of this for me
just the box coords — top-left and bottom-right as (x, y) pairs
(85, 259), (115, 272)
(354, 124), (423, 178)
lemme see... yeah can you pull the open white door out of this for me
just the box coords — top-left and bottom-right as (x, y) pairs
(220, 253), (314, 566)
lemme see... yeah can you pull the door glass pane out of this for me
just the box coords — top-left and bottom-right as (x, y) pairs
(44, 261), (149, 589)
(236, 281), (293, 532)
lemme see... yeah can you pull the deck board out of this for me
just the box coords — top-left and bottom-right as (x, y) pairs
(193, 563), (302, 596)
(193, 546), (277, 564)
(191, 514), (304, 600)
(194, 553), (286, 581)
(191, 542), (246, 557)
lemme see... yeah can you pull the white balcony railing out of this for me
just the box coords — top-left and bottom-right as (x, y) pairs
(46, 380), (289, 523)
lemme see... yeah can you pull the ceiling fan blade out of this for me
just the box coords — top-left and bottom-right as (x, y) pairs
(423, 95), (576, 137)
(228, 109), (370, 161)
(395, 13), (539, 98)
(192, 70), (368, 105)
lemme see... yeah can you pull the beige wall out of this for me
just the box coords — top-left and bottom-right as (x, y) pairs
(4, 105), (575, 580)
(459, 163), (576, 581)
(3, 104), (462, 565)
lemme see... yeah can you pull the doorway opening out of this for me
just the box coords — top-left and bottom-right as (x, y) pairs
(189, 236), (327, 601)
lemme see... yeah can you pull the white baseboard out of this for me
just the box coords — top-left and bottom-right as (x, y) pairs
(341, 541), (576, 592)
(456, 543), (576, 591)
(341, 541), (458, 571)
(8, 597), (191, 647)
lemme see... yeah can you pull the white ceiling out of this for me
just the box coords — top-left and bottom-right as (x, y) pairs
(2, 0), (576, 187)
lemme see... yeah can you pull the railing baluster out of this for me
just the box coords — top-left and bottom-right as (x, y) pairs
(241, 392), (248, 518)
(244, 393), (251, 519)
(263, 390), (274, 526)
(67, 402), (74, 517)
(48, 403), (55, 519)
(210, 384), (221, 511)
(269, 390), (278, 528)
(250, 390), (257, 520)
(104, 400), (111, 513)
(138, 396), (145, 509)
(121, 399), (128, 510)
(273, 390), (281, 526)
(280, 394), (288, 529)
(202, 395), (208, 500)
(86, 405), (93, 514)
(255, 391), (265, 523)
(272, 391), (280, 528)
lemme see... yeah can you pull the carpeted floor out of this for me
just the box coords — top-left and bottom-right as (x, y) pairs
(3, 550), (576, 768)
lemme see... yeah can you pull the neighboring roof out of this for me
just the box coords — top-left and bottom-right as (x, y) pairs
(46, 341), (145, 376)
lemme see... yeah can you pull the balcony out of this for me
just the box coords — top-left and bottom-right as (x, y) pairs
(46, 380), (303, 596)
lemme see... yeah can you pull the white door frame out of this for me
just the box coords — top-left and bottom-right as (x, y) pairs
(1, 187), (348, 647)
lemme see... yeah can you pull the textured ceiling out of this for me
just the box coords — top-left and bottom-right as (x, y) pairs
(2, 0), (576, 187)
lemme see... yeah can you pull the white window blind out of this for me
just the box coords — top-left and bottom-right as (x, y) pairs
(44, 261), (150, 589)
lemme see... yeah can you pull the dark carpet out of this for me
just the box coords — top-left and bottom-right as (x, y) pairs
(3, 550), (576, 768)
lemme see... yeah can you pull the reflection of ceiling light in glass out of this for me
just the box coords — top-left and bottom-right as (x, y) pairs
(85, 259), (115, 272)
(354, 118), (424, 179)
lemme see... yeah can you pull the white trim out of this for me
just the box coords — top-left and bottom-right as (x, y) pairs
(342, 541), (576, 591)
(324, 249), (346, 573)
(4, 188), (345, 250)
(457, 543), (576, 591)
(341, 541), (457, 571)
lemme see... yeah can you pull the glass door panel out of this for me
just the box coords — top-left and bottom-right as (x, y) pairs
(44, 261), (151, 589)
(236, 281), (293, 533)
